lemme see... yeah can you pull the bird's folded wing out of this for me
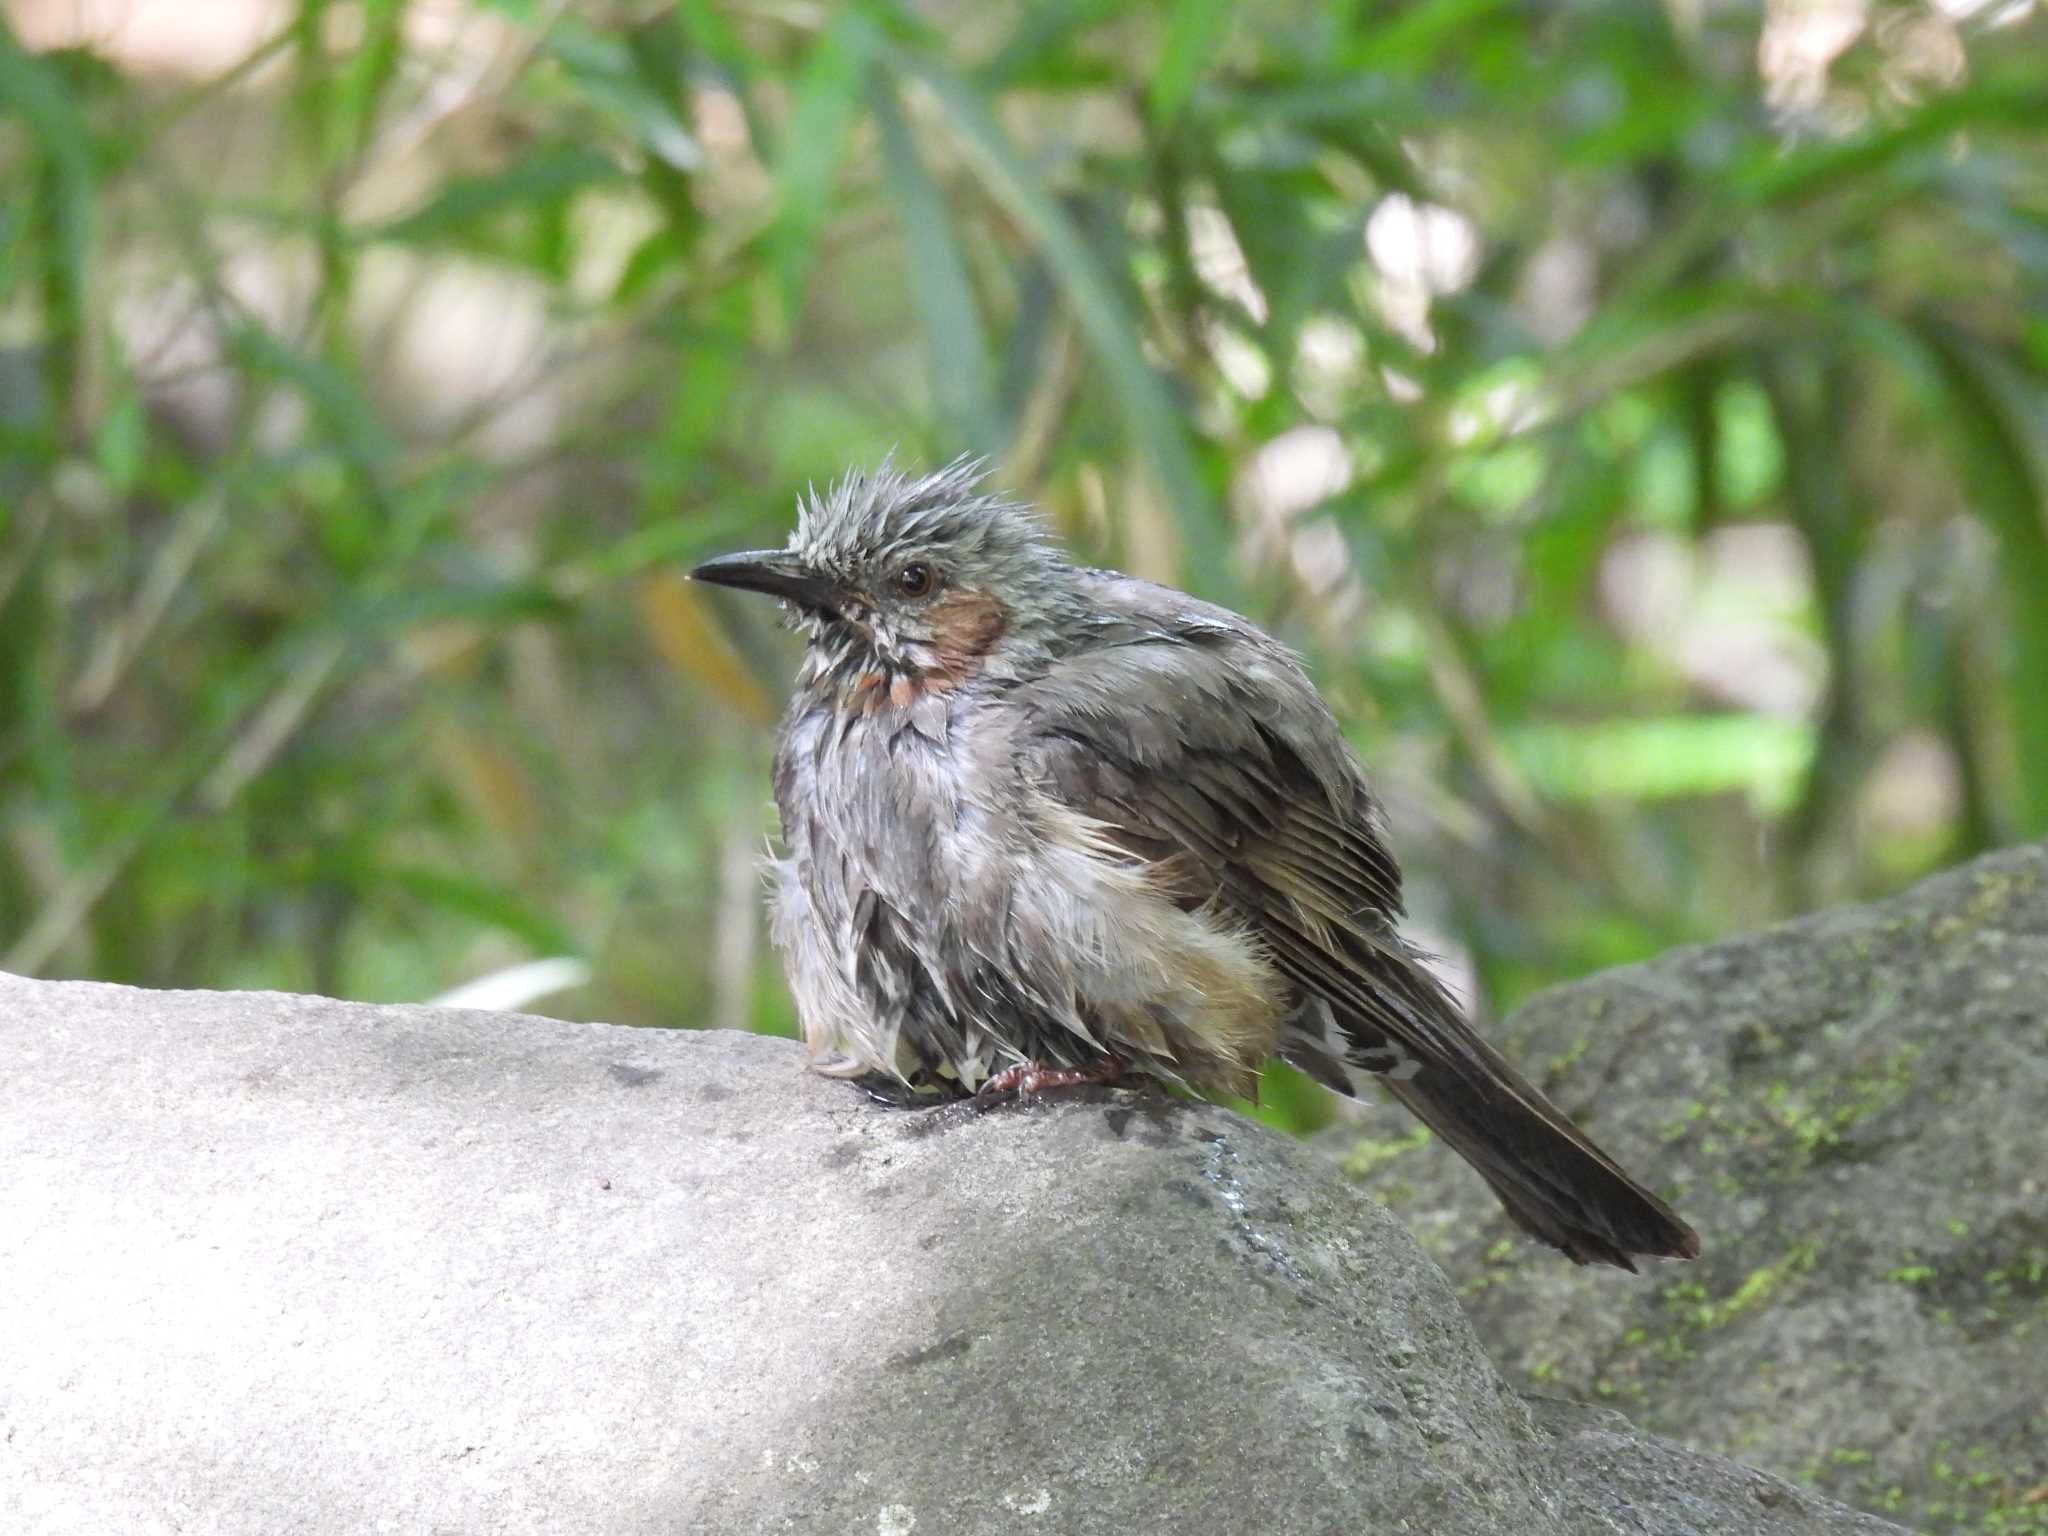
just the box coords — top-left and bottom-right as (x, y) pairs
(1008, 628), (1492, 1081)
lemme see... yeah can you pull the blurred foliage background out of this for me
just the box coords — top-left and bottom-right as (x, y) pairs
(3, 0), (2046, 1135)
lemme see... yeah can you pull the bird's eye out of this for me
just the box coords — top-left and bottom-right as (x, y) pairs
(895, 563), (935, 598)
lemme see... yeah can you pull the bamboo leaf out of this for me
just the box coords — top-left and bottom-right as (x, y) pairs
(1731, 77), (2048, 208)
(1148, 0), (1233, 129)
(1505, 715), (1817, 812)
(0, 20), (97, 420)
(1909, 321), (2048, 837)
(873, 81), (1000, 455)
(549, 17), (704, 172)
(768, 11), (878, 317)
(335, 0), (406, 159)
(225, 322), (395, 518)
(0, 510), (76, 850)
(974, 0), (1132, 90)
(888, 45), (1228, 594)
(1761, 348), (1864, 875)
(1349, 0), (1516, 75)
(368, 144), (623, 251)
(381, 863), (577, 955)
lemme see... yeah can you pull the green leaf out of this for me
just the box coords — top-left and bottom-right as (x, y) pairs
(0, 509), (76, 846)
(768, 11), (879, 316)
(549, 17), (704, 172)
(1760, 348), (1863, 869)
(93, 389), (147, 496)
(379, 863), (577, 955)
(1349, 0), (1517, 76)
(1148, 0), (1233, 128)
(622, 13), (709, 245)
(225, 322), (395, 520)
(334, 0), (406, 159)
(1909, 321), (2048, 837)
(974, 0), (1132, 90)
(1506, 715), (1817, 812)
(367, 143), (623, 252)
(0, 20), (98, 420)
(1731, 78), (2048, 209)
(560, 511), (764, 591)
(328, 579), (573, 637)
(1715, 379), (1783, 509)
(889, 45), (1228, 594)
(873, 82), (1000, 455)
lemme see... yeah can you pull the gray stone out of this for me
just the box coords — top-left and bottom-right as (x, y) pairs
(1, 973), (1905, 1534)
(1342, 841), (2048, 1534)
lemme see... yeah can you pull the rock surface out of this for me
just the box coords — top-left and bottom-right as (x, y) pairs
(0, 974), (1906, 1534)
(1344, 841), (2048, 1534)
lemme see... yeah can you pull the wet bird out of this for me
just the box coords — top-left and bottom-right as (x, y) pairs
(692, 459), (1699, 1270)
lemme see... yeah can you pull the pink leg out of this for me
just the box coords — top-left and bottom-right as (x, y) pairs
(976, 1057), (1126, 1101)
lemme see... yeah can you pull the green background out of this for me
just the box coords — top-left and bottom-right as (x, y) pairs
(3, 0), (2045, 1139)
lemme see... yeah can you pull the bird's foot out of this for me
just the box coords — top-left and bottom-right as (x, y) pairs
(974, 1057), (1127, 1103)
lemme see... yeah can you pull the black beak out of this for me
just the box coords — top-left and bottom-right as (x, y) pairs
(689, 550), (839, 616)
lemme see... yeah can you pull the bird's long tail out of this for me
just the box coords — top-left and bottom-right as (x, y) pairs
(1379, 1041), (1699, 1270)
(1285, 986), (1700, 1271)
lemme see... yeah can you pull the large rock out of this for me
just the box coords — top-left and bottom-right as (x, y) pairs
(1345, 841), (2048, 1534)
(0, 974), (1902, 1534)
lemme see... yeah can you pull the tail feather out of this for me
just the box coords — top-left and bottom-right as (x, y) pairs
(1283, 994), (1700, 1271)
(1382, 1055), (1699, 1270)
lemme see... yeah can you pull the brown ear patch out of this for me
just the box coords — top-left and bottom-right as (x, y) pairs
(928, 589), (1008, 681)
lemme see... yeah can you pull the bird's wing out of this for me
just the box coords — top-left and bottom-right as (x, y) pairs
(1005, 592), (1490, 1082)
(1006, 579), (1700, 1269)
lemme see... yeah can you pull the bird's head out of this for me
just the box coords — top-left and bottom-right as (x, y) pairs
(691, 458), (1076, 693)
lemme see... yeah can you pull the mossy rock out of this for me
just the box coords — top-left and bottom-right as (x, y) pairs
(1342, 841), (2048, 1534)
